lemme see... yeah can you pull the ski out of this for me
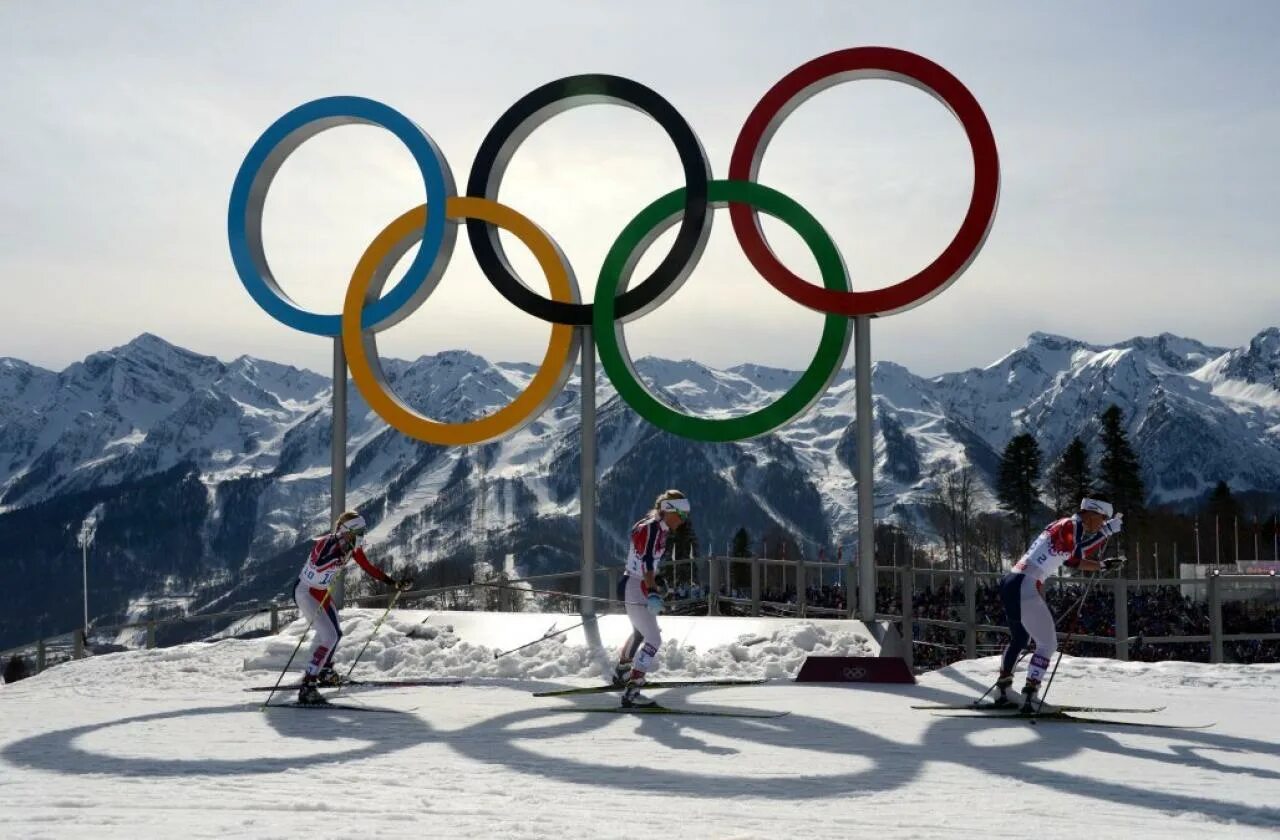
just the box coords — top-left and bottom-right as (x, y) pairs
(547, 705), (788, 719)
(931, 710), (1212, 730)
(533, 678), (766, 698)
(262, 701), (414, 714)
(245, 677), (463, 692)
(912, 702), (1165, 714)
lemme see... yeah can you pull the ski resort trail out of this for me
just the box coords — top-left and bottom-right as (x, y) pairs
(1, 611), (1277, 839)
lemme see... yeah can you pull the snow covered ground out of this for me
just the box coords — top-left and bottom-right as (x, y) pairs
(1, 611), (1278, 839)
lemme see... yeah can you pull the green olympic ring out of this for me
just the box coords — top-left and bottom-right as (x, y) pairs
(595, 179), (853, 442)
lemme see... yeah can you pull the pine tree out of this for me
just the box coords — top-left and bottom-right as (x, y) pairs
(1047, 437), (1093, 515)
(1098, 405), (1146, 518)
(997, 433), (1043, 545)
(731, 528), (751, 558)
(3, 655), (28, 683)
(669, 519), (700, 560)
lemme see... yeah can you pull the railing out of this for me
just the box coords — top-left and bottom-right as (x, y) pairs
(4, 557), (1277, 678)
(0, 582), (484, 677)
(873, 564), (1280, 670)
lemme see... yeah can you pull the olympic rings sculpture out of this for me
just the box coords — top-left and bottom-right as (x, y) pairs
(228, 47), (999, 445)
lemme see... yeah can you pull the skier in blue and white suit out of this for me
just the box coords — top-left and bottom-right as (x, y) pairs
(612, 489), (691, 708)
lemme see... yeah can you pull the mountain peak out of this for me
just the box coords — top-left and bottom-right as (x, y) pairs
(1116, 332), (1230, 373)
(1249, 327), (1280, 354)
(1025, 331), (1085, 349)
(410, 349), (491, 371)
(116, 333), (190, 357)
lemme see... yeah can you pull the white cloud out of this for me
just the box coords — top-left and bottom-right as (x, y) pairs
(0, 1), (1277, 377)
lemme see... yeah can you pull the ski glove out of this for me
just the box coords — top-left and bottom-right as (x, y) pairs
(1099, 514), (1124, 538)
(393, 576), (414, 591)
(646, 593), (664, 616)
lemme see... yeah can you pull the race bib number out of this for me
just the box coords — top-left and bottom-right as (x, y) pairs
(303, 566), (334, 587)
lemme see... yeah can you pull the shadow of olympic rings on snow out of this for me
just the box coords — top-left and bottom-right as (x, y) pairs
(444, 680), (1280, 831)
(3, 682), (1278, 830)
(0, 702), (437, 777)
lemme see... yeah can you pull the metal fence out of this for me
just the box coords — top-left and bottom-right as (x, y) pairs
(5, 556), (1278, 678)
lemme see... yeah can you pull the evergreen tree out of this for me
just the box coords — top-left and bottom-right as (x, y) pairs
(997, 433), (1043, 545)
(1098, 404), (1146, 519)
(3, 655), (28, 683)
(1047, 437), (1093, 515)
(731, 528), (751, 558)
(669, 519), (701, 560)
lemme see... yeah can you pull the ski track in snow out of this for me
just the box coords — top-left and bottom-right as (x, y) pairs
(1, 612), (1278, 840)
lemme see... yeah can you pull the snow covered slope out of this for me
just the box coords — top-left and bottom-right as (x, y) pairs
(1, 612), (1277, 839)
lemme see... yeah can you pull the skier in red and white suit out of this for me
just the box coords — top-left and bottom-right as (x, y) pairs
(612, 490), (691, 708)
(996, 498), (1122, 710)
(293, 511), (410, 705)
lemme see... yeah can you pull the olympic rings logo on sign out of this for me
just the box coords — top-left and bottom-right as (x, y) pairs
(228, 47), (999, 446)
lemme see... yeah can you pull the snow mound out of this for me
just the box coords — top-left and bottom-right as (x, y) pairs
(239, 611), (874, 683)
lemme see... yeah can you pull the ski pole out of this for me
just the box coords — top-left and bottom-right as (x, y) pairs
(972, 569), (1113, 706)
(493, 618), (589, 660)
(1039, 560), (1123, 707)
(334, 588), (404, 697)
(262, 578), (338, 710)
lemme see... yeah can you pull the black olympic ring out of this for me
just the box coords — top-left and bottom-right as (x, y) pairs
(466, 74), (713, 326)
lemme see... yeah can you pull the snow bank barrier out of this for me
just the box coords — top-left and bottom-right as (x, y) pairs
(244, 610), (882, 682)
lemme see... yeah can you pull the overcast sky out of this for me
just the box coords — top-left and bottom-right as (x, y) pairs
(1, 1), (1277, 378)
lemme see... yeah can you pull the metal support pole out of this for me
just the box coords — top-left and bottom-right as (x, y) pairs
(36, 639), (46, 673)
(964, 567), (977, 659)
(855, 315), (876, 621)
(578, 328), (600, 649)
(1113, 574), (1129, 661)
(797, 552), (807, 617)
(1234, 516), (1240, 566)
(331, 337), (348, 608)
(751, 558), (762, 616)
(270, 604), (279, 634)
(82, 541), (89, 639)
(707, 554), (719, 616)
(1208, 572), (1223, 664)
(72, 629), (84, 660)
(899, 563), (914, 670)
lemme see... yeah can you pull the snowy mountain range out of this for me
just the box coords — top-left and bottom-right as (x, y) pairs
(1, 327), (1278, 647)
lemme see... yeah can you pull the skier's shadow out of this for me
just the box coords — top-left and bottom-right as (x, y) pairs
(443, 681), (1280, 831)
(0, 702), (437, 778)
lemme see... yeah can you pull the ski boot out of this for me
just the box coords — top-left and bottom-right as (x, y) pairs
(991, 672), (1017, 708)
(316, 666), (342, 687)
(297, 675), (328, 706)
(621, 674), (657, 709)
(611, 661), (632, 688)
(1019, 679), (1057, 714)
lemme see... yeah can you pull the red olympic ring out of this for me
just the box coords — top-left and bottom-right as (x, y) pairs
(729, 46), (1000, 317)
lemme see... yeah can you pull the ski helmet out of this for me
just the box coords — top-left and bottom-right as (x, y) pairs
(1079, 498), (1113, 518)
(655, 489), (691, 521)
(334, 511), (367, 544)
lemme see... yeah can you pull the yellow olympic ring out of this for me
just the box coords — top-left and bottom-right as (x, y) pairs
(342, 197), (581, 445)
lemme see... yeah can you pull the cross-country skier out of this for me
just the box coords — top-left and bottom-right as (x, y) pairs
(612, 489), (691, 708)
(995, 498), (1123, 711)
(294, 511), (412, 705)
